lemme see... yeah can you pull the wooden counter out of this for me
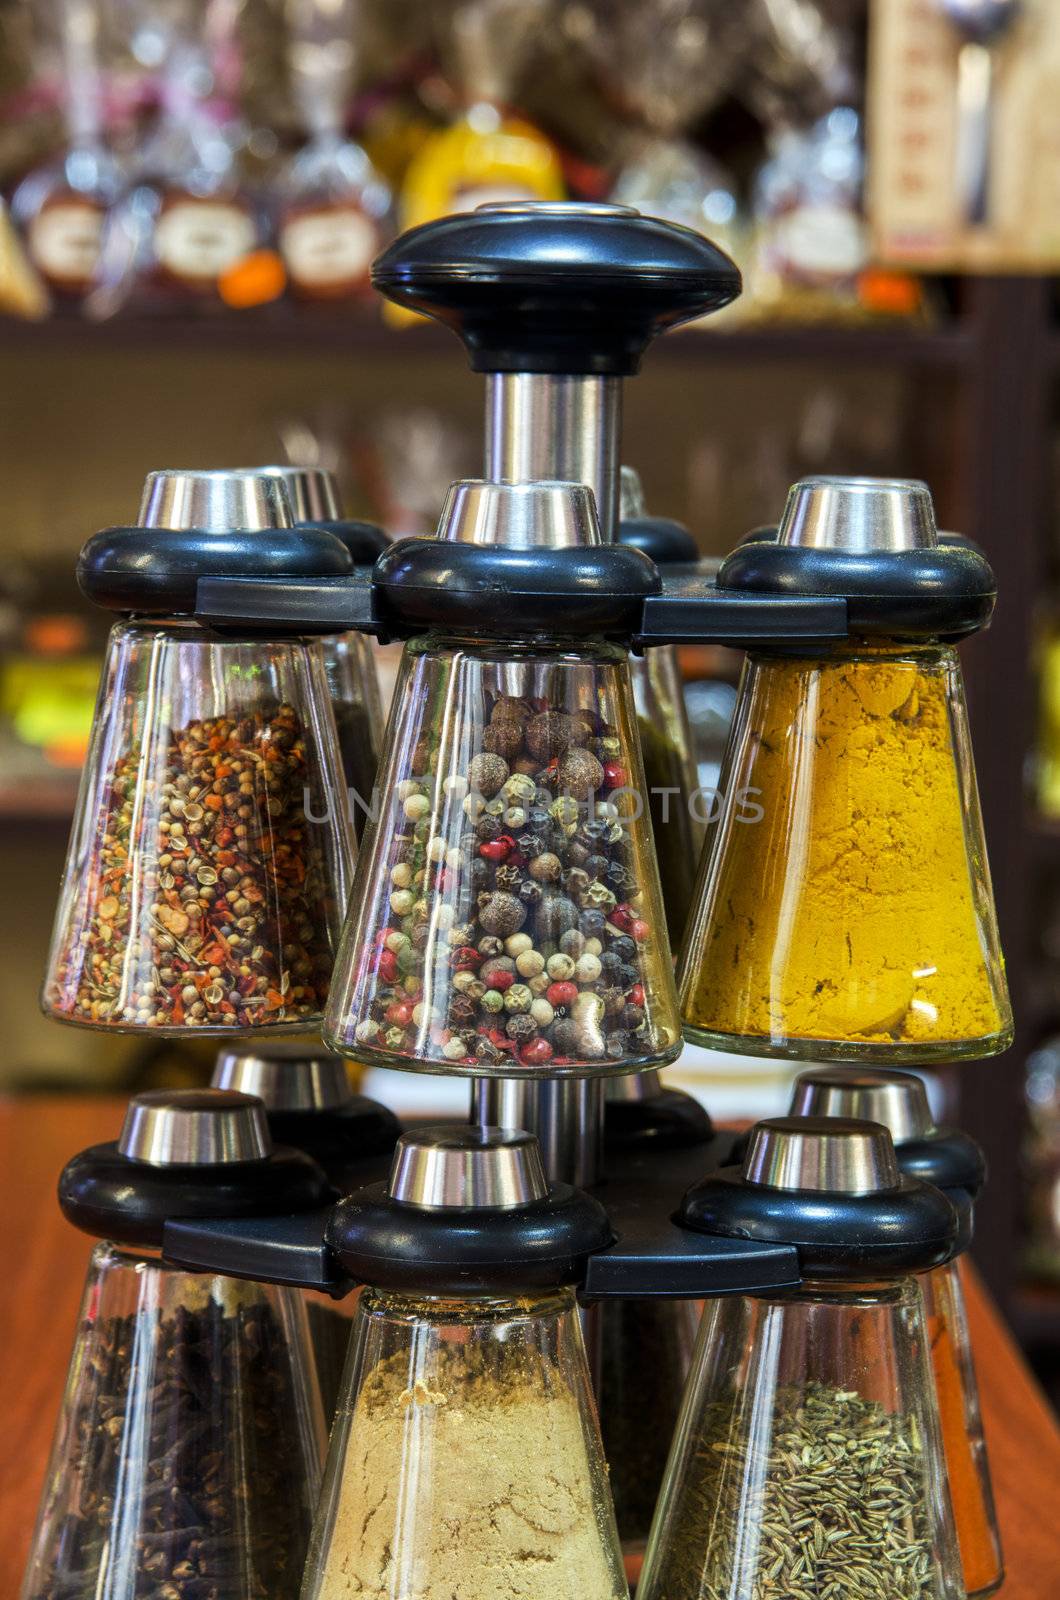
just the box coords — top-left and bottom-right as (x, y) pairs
(2, 1095), (1059, 1596)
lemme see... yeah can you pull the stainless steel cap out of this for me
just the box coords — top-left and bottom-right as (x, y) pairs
(619, 465), (646, 521)
(790, 1068), (935, 1145)
(138, 469), (295, 533)
(744, 1116), (901, 1195)
(247, 465), (342, 523)
(777, 476), (938, 553)
(605, 1069), (663, 1103)
(118, 1089), (271, 1166)
(436, 479), (601, 549)
(387, 1126), (548, 1209)
(474, 200), (638, 218)
(212, 1042), (353, 1113)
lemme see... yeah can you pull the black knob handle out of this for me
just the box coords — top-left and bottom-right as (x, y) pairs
(371, 202), (741, 376)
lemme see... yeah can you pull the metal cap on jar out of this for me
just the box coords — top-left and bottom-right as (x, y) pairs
(118, 1089), (271, 1166)
(436, 479), (601, 550)
(387, 1126), (549, 1210)
(744, 1116), (902, 1195)
(790, 1068), (935, 1145)
(138, 469), (295, 533)
(246, 465), (342, 524)
(211, 1042), (354, 1113)
(777, 475), (938, 553)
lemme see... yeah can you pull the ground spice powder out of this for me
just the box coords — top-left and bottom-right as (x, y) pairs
(681, 651), (1010, 1055)
(313, 1346), (627, 1600)
(928, 1307), (1004, 1596)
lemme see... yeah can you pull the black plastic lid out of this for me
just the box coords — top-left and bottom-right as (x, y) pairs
(719, 531), (996, 644)
(79, 524), (355, 617)
(374, 535), (662, 641)
(267, 1098), (402, 1191)
(371, 203), (740, 375)
(60, 1142), (330, 1248)
(617, 516), (701, 566)
(327, 1180), (615, 1292)
(309, 519), (390, 563)
(604, 1085), (713, 1151)
(680, 1167), (958, 1281)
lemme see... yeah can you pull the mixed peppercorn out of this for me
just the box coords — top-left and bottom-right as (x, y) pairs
(335, 692), (677, 1072)
(44, 704), (340, 1030)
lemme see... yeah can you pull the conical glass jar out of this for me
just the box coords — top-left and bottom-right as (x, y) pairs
(42, 621), (354, 1032)
(301, 1285), (628, 1600)
(923, 1259), (1003, 1598)
(324, 633), (681, 1076)
(637, 1277), (964, 1600)
(679, 642), (1012, 1061)
(322, 628), (386, 835)
(788, 1063), (1002, 1598)
(21, 1242), (326, 1600)
(630, 645), (704, 952)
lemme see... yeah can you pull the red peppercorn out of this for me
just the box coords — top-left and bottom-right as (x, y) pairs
(520, 1037), (553, 1066)
(386, 1000), (414, 1027)
(602, 761), (627, 789)
(450, 945), (482, 971)
(630, 982), (645, 1007)
(546, 980), (578, 1009)
(630, 918), (650, 942)
(487, 1027), (514, 1051)
(479, 834), (515, 863)
(376, 949), (399, 983)
(609, 905), (634, 932)
(489, 968), (516, 992)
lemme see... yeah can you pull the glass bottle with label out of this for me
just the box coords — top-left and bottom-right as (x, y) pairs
(12, 0), (121, 300)
(398, 0), (564, 240)
(277, 0), (391, 304)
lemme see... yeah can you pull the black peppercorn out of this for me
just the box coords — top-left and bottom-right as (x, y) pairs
(471, 860), (490, 890)
(552, 1018), (581, 1056)
(477, 934), (505, 959)
(579, 910), (607, 939)
(609, 934), (637, 962)
(605, 1031), (629, 1059)
(476, 815), (503, 842)
(622, 1004), (645, 1031)
(585, 853), (610, 880)
(600, 985), (625, 1017)
(475, 1036), (505, 1065)
(525, 710), (577, 763)
(478, 893), (526, 938)
(495, 864), (523, 894)
(537, 894), (580, 941)
(448, 995), (477, 1027)
(557, 748), (603, 800)
(517, 832), (544, 859)
(519, 880), (544, 908)
(600, 951), (623, 981)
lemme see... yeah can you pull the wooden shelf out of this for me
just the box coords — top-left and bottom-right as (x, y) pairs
(0, 309), (979, 369)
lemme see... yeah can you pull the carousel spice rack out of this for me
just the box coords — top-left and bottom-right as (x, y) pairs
(0, 274), (1050, 1331)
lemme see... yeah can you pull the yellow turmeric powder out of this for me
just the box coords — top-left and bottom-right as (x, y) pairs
(679, 648), (1012, 1061)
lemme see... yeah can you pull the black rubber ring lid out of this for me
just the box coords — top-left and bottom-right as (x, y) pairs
(60, 1142), (330, 1248)
(375, 536), (661, 640)
(371, 208), (740, 375)
(617, 517), (700, 566)
(78, 524), (354, 616)
(307, 519), (390, 563)
(327, 1180), (615, 1292)
(604, 1088), (713, 1151)
(679, 1166), (959, 1281)
(718, 538), (996, 643)
(267, 1097), (402, 1191)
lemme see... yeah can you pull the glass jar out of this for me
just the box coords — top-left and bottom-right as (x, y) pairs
(679, 644), (1011, 1061)
(923, 1260), (1004, 1598)
(324, 634), (681, 1077)
(630, 644), (704, 951)
(302, 1286), (628, 1600)
(323, 627), (387, 834)
(42, 622), (354, 1032)
(21, 1244), (326, 1600)
(637, 1279), (964, 1600)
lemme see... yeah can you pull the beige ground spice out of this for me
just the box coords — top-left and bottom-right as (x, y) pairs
(313, 1346), (628, 1600)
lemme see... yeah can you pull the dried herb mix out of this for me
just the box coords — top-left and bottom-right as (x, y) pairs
(336, 688), (678, 1072)
(26, 1292), (321, 1600)
(643, 1382), (943, 1600)
(46, 704), (339, 1030)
